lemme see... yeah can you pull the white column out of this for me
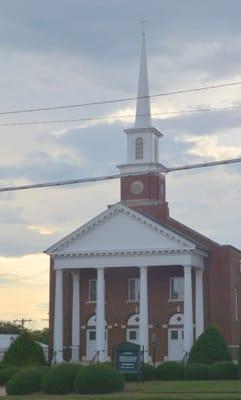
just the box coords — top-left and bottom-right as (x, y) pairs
(139, 266), (149, 362)
(71, 272), (80, 362)
(195, 269), (204, 339)
(184, 265), (193, 355)
(96, 268), (106, 362)
(53, 269), (63, 363)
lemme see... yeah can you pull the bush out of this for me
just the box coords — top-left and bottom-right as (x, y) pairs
(0, 367), (20, 385)
(209, 361), (238, 380)
(142, 363), (155, 381)
(238, 338), (241, 378)
(155, 362), (184, 381)
(0, 363), (9, 370)
(3, 331), (46, 367)
(42, 363), (81, 394)
(188, 326), (231, 365)
(74, 364), (124, 394)
(123, 363), (155, 382)
(184, 363), (209, 380)
(6, 366), (49, 395)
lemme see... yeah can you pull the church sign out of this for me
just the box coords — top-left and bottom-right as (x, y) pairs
(113, 342), (141, 375)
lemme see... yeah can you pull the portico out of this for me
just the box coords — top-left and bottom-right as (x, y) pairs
(47, 203), (207, 364)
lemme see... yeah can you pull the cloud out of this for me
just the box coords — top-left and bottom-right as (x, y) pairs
(186, 135), (241, 160)
(26, 225), (56, 235)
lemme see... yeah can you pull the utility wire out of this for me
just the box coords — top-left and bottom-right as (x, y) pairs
(0, 157), (240, 193)
(0, 80), (241, 116)
(1, 104), (241, 127)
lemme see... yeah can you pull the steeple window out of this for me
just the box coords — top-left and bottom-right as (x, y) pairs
(135, 137), (144, 160)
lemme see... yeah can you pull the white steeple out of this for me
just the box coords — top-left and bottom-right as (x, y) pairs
(135, 31), (151, 129)
(118, 31), (163, 175)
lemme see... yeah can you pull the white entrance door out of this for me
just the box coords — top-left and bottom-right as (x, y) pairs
(86, 330), (96, 360)
(86, 315), (108, 361)
(86, 329), (108, 361)
(168, 328), (184, 361)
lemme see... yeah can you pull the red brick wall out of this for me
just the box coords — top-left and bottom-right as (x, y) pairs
(48, 171), (241, 361)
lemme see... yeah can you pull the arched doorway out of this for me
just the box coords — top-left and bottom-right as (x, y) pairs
(168, 313), (184, 361)
(126, 314), (139, 345)
(86, 315), (108, 361)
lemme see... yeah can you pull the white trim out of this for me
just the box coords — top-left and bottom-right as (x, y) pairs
(45, 203), (198, 255)
(53, 252), (198, 270)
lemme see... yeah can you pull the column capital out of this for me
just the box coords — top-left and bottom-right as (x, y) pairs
(71, 271), (80, 279)
(139, 266), (148, 271)
(184, 265), (192, 273)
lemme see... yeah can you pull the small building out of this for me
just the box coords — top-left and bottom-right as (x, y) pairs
(0, 334), (18, 361)
(45, 33), (241, 364)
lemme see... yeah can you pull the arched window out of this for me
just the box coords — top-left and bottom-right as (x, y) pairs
(135, 137), (143, 160)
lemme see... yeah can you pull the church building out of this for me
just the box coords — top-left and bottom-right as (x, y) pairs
(45, 33), (241, 364)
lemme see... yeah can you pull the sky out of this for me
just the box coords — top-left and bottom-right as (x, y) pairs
(0, 0), (241, 329)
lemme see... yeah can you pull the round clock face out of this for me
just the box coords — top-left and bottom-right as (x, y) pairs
(130, 180), (144, 195)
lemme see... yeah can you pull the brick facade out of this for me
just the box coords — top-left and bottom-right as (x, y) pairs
(48, 172), (241, 361)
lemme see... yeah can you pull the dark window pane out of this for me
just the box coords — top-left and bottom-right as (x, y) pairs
(89, 331), (96, 340)
(171, 330), (178, 340)
(89, 279), (97, 301)
(129, 330), (137, 340)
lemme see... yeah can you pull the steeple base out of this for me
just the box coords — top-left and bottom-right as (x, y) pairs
(120, 172), (169, 222)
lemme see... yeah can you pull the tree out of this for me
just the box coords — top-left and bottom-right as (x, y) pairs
(31, 328), (49, 345)
(188, 325), (231, 364)
(0, 321), (21, 334)
(3, 331), (46, 366)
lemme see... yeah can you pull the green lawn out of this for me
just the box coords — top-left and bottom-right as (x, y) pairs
(2, 381), (241, 400)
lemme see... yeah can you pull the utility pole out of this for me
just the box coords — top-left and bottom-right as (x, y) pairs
(13, 318), (33, 329)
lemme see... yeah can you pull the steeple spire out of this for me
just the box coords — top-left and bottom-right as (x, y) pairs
(135, 29), (151, 129)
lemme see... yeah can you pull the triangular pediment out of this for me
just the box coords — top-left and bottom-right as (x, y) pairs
(45, 203), (196, 255)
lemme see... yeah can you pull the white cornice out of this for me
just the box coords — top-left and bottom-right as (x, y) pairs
(124, 127), (163, 138)
(53, 248), (194, 258)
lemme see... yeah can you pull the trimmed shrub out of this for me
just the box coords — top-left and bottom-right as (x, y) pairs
(3, 331), (45, 366)
(123, 363), (155, 382)
(0, 363), (9, 370)
(74, 364), (124, 394)
(155, 362), (184, 381)
(209, 361), (238, 380)
(6, 366), (49, 395)
(142, 363), (155, 381)
(123, 372), (139, 382)
(188, 326), (231, 365)
(238, 338), (241, 378)
(42, 363), (81, 394)
(0, 367), (20, 385)
(184, 363), (209, 380)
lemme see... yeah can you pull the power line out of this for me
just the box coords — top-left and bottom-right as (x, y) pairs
(0, 80), (241, 116)
(1, 104), (241, 127)
(0, 157), (240, 193)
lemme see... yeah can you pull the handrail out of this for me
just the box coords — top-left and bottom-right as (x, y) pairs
(90, 350), (99, 365)
(182, 351), (189, 365)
